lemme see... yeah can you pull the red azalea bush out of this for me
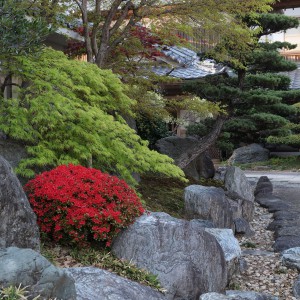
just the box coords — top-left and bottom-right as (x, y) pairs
(24, 164), (144, 247)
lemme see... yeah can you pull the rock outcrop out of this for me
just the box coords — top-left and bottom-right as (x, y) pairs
(223, 166), (255, 223)
(112, 212), (228, 300)
(0, 247), (76, 299)
(0, 155), (40, 250)
(204, 228), (241, 282)
(67, 267), (167, 300)
(228, 144), (269, 165)
(156, 136), (215, 180)
(184, 185), (234, 229)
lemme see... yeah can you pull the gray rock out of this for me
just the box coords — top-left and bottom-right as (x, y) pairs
(0, 139), (27, 169)
(275, 226), (300, 239)
(273, 236), (300, 253)
(234, 218), (254, 236)
(112, 212), (228, 300)
(254, 176), (273, 196)
(281, 247), (300, 271)
(200, 291), (278, 300)
(293, 275), (300, 298)
(67, 267), (166, 300)
(239, 258), (248, 274)
(199, 293), (231, 300)
(226, 197), (243, 220)
(0, 155), (40, 250)
(184, 185), (234, 229)
(224, 167), (254, 203)
(268, 218), (300, 231)
(156, 136), (215, 180)
(190, 219), (215, 228)
(204, 228), (241, 282)
(214, 167), (227, 181)
(273, 210), (300, 220)
(226, 290), (278, 300)
(228, 144), (269, 165)
(242, 249), (274, 257)
(226, 191), (254, 222)
(0, 247), (76, 299)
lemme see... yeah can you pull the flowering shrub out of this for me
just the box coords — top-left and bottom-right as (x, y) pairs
(24, 164), (144, 247)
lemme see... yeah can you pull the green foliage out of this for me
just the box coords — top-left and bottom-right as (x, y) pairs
(136, 114), (170, 149)
(41, 241), (163, 292)
(186, 123), (208, 137)
(250, 49), (297, 73)
(0, 0), (51, 58)
(245, 73), (291, 90)
(0, 48), (185, 184)
(251, 13), (300, 37)
(241, 241), (257, 248)
(184, 13), (299, 151)
(234, 156), (300, 171)
(267, 134), (300, 148)
(69, 248), (163, 291)
(0, 285), (40, 300)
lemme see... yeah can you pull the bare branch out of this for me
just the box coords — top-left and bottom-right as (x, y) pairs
(109, 1), (134, 37)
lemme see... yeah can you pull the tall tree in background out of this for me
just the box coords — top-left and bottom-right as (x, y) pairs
(181, 13), (300, 162)
(70, 0), (274, 68)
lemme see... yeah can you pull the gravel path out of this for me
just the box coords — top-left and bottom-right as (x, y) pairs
(231, 202), (299, 299)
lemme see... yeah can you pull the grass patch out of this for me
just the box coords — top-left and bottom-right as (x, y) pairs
(229, 156), (300, 171)
(41, 240), (164, 292)
(0, 284), (40, 300)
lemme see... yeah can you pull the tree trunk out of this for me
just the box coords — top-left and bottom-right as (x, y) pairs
(177, 115), (227, 169)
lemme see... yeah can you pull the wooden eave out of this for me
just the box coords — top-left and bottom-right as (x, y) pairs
(272, 0), (300, 9)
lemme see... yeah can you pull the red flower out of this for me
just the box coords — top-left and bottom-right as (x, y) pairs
(24, 164), (144, 248)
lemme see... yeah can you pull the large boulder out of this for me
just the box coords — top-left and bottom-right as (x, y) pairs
(0, 155), (40, 250)
(184, 185), (234, 229)
(112, 212), (228, 300)
(0, 247), (76, 299)
(223, 167), (254, 203)
(228, 144), (269, 165)
(254, 176), (273, 197)
(156, 136), (215, 180)
(223, 167), (255, 222)
(204, 228), (241, 282)
(67, 267), (167, 300)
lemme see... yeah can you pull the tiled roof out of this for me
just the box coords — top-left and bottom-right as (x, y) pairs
(152, 46), (226, 79)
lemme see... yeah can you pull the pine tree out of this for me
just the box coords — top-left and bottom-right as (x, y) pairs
(183, 13), (300, 156)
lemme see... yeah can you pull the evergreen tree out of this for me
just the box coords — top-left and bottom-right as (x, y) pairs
(183, 13), (300, 156)
(0, 49), (185, 184)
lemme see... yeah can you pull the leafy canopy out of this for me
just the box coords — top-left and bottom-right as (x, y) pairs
(58, 0), (275, 67)
(0, 48), (185, 184)
(0, 0), (51, 58)
(184, 12), (300, 151)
